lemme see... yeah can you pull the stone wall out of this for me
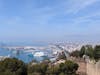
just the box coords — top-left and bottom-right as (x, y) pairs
(87, 60), (100, 75)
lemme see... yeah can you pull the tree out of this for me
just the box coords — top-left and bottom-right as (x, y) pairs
(79, 46), (86, 57)
(28, 62), (48, 75)
(85, 45), (94, 59)
(0, 58), (27, 75)
(47, 66), (60, 75)
(59, 60), (79, 75)
(94, 45), (100, 61)
(40, 63), (48, 75)
(28, 60), (79, 75)
(70, 50), (80, 58)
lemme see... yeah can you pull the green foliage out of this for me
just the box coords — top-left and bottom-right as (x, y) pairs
(28, 63), (48, 75)
(80, 45), (96, 59)
(70, 50), (80, 57)
(59, 72), (65, 75)
(47, 65), (60, 75)
(0, 58), (79, 75)
(94, 45), (100, 61)
(85, 45), (94, 58)
(59, 60), (79, 75)
(71, 45), (100, 61)
(0, 58), (27, 75)
(79, 46), (86, 57)
(28, 60), (79, 75)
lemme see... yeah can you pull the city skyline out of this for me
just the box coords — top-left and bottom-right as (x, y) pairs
(0, 0), (100, 42)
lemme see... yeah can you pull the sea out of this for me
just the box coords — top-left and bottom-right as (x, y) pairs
(0, 42), (53, 63)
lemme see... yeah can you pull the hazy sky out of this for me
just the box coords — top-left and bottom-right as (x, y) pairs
(0, 0), (100, 42)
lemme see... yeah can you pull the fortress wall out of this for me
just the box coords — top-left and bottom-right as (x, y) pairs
(87, 60), (100, 75)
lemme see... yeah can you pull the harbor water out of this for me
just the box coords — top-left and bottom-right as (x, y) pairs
(0, 48), (53, 63)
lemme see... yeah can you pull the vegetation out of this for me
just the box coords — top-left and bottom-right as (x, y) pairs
(70, 45), (100, 61)
(94, 45), (100, 61)
(28, 60), (79, 75)
(0, 58), (27, 75)
(28, 62), (48, 75)
(70, 50), (80, 58)
(0, 58), (79, 75)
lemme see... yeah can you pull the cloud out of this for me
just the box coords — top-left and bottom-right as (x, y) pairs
(63, 0), (99, 14)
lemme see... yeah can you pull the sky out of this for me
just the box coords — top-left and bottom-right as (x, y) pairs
(0, 0), (100, 43)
